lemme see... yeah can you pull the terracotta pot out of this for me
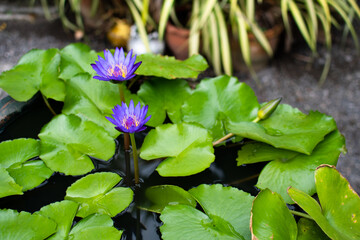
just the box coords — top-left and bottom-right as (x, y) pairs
(165, 23), (190, 60)
(231, 23), (284, 72)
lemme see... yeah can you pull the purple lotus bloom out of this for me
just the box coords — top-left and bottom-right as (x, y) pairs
(106, 100), (151, 133)
(91, 47), (142, 82)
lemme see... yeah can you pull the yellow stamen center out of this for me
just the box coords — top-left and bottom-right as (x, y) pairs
(108, 64), (128, 78)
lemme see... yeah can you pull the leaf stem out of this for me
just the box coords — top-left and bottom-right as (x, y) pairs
(212, 116), (261, 146)
(130, 133), (140, 185)
(289, 210), (313, 220)
(41, 94), (57, 116)
(118, 82), (126, 103)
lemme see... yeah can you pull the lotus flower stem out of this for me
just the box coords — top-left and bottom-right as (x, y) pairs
(41, 93), (56, 116)
(130, 133), (140, 185)
(289, 210), (313, 220)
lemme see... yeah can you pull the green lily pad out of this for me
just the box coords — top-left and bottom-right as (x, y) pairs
(288, 165), (360, 240)
(7, 160), (53, 191)
(0, 138), (39, 168)
(297, 218), (329, 240)
(139, 185), (197, 213)
(136, 54), (208, 79)
(0, 48), (65, 101)
(69, 214), (122, 240)
(160, 204), (243, 240)
(39, 114), (115, 175)
(65, 172), (133, 218)
(189, 184), (254, 239)
(59, 43), (98, 80)
(228, 104), (337, 155)
(251, 189), (297, 239)
(256, 130), (345, 203)
(137, 78), (191, 127)
(0, 209), (57, 240)
(36, 200), (79, 240)
(140, 123), (215, 176)
(182, 75), (259, 140)
(0, 167), (23, 198)
(62, 73), (141, 138)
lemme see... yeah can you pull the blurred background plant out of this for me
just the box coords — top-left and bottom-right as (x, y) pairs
(34, 0), (360, 84)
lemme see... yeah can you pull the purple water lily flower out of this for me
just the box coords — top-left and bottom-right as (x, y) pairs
(106, 100), (151, 133)
(91, 47), (142, 82)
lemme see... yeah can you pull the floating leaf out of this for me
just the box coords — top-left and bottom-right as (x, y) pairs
(0, 139), (52, 195)
(138, 78), (191, 127)
(65, 172), (133, 218)
(182, 75), (259, 140)
(7, 160), (53, 191)
(39, 114), (115, 175)
(59, 43), (98, 80)
(0, 48), (65, 101)
(160, 204), (243, 240)
(140, 123), (215, 176)
(0, 167), (23, 198)
(228, 104), (337, 155)
(288, 165), (360, 240)
(0, 138), (39, 168)
(256, 130), (345, 203)
(297, 218), (329, 240)
(139, 185), (197, 213)
(251, 189), (297, 239)
(0, 209), (57, 240)
(69, 214), (123, 240)
(136, 54), (208, 79)
(36, 200), (79, 240)
(189, 184), (254, 239)
(62, 73), (141, 138)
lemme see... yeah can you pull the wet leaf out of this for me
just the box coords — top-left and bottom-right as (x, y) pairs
(140, 123), (215, 176)
(39, 114), (115, 175)
(288, 165), (360, 240)
(138, 78), (191, 127)
(228, 104), (337, 155)
(65, 172), (133, 218)
(182, 75), (259, 140)
(139, 185), (197, 213)
(136, 54), (208, 79)
(251, 189), (297, 239)
(256, 130), (345, 203)
(0, 209), (57, 239)
(0, 48), (65, 101)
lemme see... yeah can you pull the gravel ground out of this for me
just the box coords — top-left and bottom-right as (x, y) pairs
(0, 2), (359, 193)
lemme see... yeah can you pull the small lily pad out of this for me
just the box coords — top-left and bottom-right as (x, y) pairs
(228, 104), (337, 155)
(0, 209), (57, 240)
(140, 123), (215, 176)
(137, 78), (191, 127)
(288, 165), (360, 240)
(139, 185), (197, 213)
(0, 48), (65, 101)
(65, 172), (133, 218)
(182, 75), (259, 140)
(136, 54), (208, 79)
(251, 189), (297, 239)
(256, 130), (345, 203)
(39, 114), (115, 175)
(0, 167), (23, 198)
